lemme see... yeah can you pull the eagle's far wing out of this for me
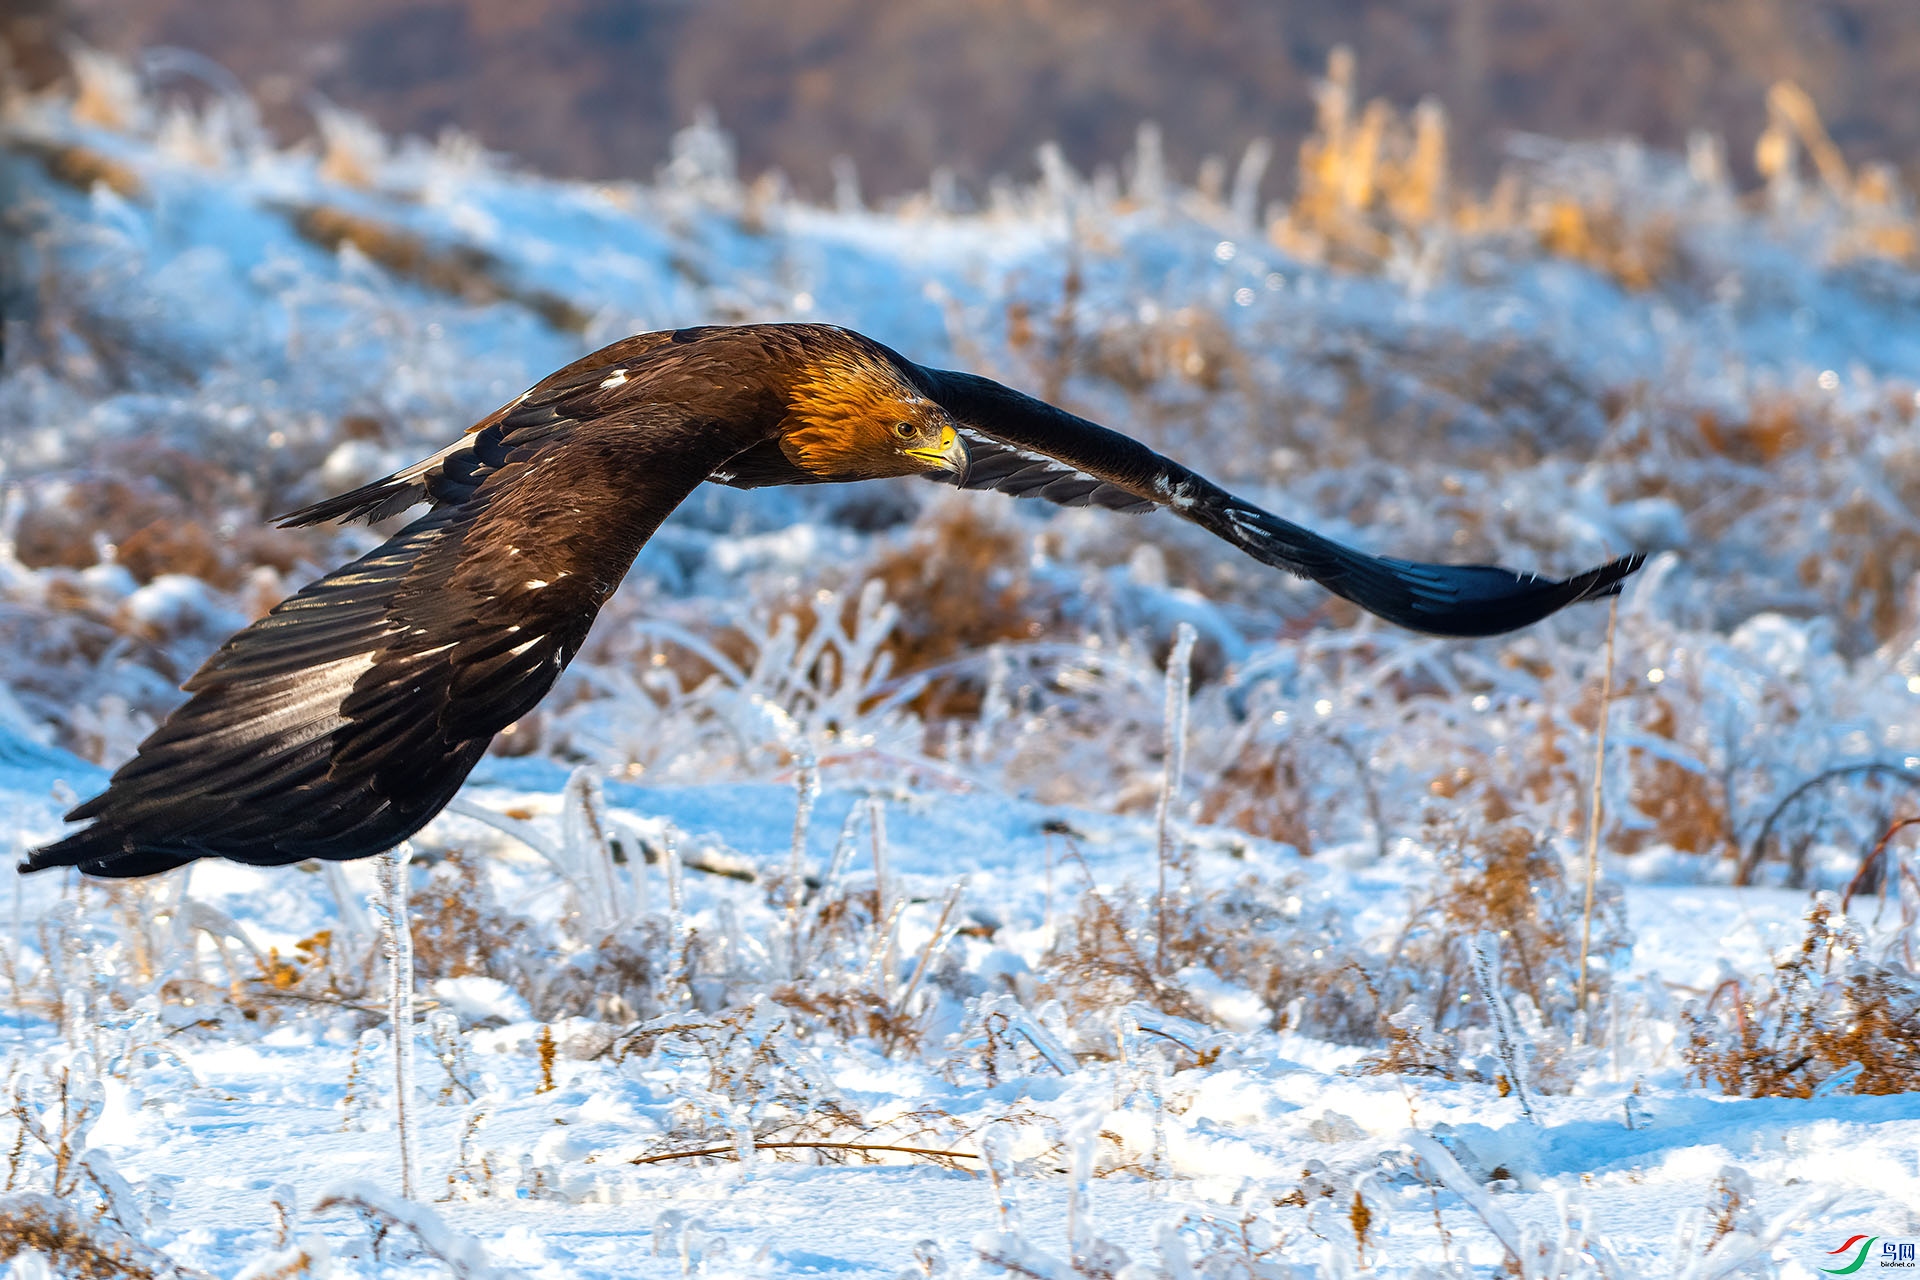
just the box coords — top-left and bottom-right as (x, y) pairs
(277, 330), (693, 527)
(913, 366), (1643, 638)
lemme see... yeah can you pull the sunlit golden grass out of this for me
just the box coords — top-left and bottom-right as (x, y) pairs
(1267, 47), (1920, 284)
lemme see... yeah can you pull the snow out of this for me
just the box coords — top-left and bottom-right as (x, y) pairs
(3, 56), (1920, 1280)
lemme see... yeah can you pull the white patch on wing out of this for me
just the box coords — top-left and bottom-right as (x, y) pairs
(1225, 508), (1266, 544)
(200, 650), (381, 750)
(525, 579), (549, 590)
(391, 435), (473, 486)
(599, 369), (628, 389)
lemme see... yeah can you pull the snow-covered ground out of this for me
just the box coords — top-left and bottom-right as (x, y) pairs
(3, 54), (1920, 1279)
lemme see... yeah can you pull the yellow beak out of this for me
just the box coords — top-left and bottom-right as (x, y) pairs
(904, 424), (968, 475)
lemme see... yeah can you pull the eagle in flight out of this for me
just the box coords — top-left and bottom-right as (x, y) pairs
(24, 324), (1641, 878)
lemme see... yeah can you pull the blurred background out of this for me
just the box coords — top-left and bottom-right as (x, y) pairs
(8, 0), (1920, 199)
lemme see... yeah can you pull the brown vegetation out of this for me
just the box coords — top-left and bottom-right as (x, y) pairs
(1682, 900), (1920, 1098)
(4, 136), (143, 200)
(859, 502), (1055, 718)
(0, 1194), (166, 1280)
(11, 463), (315, 591)
(285, 203), (589, 332)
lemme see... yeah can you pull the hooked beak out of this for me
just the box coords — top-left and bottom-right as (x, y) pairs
(905, 423), (969, 476)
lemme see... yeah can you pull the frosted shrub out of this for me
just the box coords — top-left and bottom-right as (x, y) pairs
(1681, 896), (1920, 1097)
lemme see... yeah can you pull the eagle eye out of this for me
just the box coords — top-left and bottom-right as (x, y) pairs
(892, 421), (917, 440)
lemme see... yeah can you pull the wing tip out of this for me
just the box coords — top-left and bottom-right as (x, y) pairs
(19, 825), (195, 879)
(1566, 551), (1648, 603)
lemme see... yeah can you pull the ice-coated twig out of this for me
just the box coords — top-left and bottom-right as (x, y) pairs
(978, 1122), (1022, 1232)
(1063, 1110), (1104, 1267)
(427, 1008), (476, 1104)
(1576, 596), (1618, 1037)
(894, 877), (967, 1018)
(1810, 1061), (1863, 1098)
(786, 746), (819, 978)
(661, 828), (690, 1005)
(1405, 1131), (1528, 1267)
(962, 995), (1077, 1077)
(1155, 622), (1197, 975)
(861, 898), (909, 994)
(371, 844), (420, 1197)
(869, 795), (895, 998)
(77, 1148), (143, 1236)
(807, 802), (865, 952)
(1469, 931), (1536, 1124)
(1229, 137), (1272, 228)
(314, 1179), (527, 1279)
(443, 795), (564, 863)
(560, 767), (623, 930)
(1674, 1188), (1840, 1280)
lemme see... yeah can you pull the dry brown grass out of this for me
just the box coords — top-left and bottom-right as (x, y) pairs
(12, 463), (318, 591)
(1620, 694), (1733, 858)
(535, 1025), (556, 1094)
(1829, 495), (1920, 645)
(1260, 51), (1919, 293)
(861, 502), (1051, 714)
(648, 501), (1061, 732)
(1082, 308), (1246, 397)
(1691, 400), (1804, 466)
(1038, 842), (1375, 1043)
(1532, 198), (1678, 293)
(1268, 47), (1450, 272)
(1682, 900), (1920, 1097)
(284, 203), (590, 333)
(607, 1003), (970, 1169)
(0, 1193), (168, 1280)
(1356, 815), (1620, 1086)
(1431, 825), (1576, 1013)
(772, 982), (918, 1049)
(1198, 741), (1314, 853)
(1040, 874), (1211, 1030)
(406, 852), (525, 984)
(4, 137), (144, 200)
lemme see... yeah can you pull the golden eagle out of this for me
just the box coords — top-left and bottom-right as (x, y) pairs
(24, 324), (1640, 878)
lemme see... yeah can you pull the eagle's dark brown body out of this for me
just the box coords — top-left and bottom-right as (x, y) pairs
(24, 324), (1642, 878)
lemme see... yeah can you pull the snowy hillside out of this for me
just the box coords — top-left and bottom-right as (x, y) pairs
(2, 52), (1919, 1279)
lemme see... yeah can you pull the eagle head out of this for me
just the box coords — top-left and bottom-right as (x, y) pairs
(778, 341), (969, 481)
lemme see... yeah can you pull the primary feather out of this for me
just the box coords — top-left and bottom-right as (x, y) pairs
(25, 323), (1642, 878)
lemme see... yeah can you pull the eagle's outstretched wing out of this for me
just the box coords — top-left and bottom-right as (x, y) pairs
(278, 330), (694, 527)
(908, 366), (1642, 637)
(26, 355), (756, 878)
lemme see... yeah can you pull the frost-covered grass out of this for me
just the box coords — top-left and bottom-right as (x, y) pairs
(1, 51), (1920, 1280)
